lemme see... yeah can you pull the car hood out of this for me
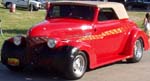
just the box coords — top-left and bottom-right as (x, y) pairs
(28, 19), (93, 40)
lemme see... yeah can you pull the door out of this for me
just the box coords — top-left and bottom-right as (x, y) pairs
(16, 0), (28, 7)
(92, 8), (126, 63)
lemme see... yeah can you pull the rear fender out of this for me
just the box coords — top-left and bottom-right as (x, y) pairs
(123, 28), (149, 58)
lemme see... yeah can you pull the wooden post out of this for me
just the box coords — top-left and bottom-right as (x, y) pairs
(0, 19), (4, 37)
(30, 4), (33, 12)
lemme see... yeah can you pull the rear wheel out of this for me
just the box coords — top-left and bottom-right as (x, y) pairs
(29, 4), (39, 11)
(127, 39), (143, 63)
(33, 6), (39, 11)
(64, 51), (87, 80)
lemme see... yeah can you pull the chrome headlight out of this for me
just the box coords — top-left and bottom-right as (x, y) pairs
(13, 36), (22, 46)
(47, 38), (57, 48)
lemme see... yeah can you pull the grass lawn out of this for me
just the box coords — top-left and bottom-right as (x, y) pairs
(0, 0), (147, 49)
(128, 11), (145, 28)
(0, 2), (46, 47)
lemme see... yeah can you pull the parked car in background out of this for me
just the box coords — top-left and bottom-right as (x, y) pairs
(35, 0), (54, 9)
(125, 0), (150, 10)
(1, 1), (149, 80)
(36, 0), (46, 8)
(1, 0), (42, 11)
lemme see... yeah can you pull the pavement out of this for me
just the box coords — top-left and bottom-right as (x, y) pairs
(0, 51), (149, 81)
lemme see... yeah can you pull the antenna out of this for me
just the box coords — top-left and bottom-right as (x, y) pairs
(0, 19), (4, 37)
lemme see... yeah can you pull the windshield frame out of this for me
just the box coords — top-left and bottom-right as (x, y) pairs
(47, 4), (95, 21)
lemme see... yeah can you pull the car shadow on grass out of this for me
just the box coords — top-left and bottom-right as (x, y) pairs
(2, 29), (27, 35)
(0, 6), (5, 9)
(16, 7), (32, 11)
(0, 6), (33, 12)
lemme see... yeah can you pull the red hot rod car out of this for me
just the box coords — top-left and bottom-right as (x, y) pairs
(1, 1), (149, 80)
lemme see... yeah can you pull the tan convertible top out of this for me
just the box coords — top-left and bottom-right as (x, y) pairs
(50, 1), (129, 19)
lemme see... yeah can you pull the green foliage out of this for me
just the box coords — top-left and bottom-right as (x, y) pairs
(128, 11), (145, 29)
(0, 4), (46, 47)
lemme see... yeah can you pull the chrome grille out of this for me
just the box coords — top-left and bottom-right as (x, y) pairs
(27, 37), (49, 47)
(26, 37), (49, 64)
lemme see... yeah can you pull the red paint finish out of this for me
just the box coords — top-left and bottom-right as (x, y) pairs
(13, 4), (150, 69)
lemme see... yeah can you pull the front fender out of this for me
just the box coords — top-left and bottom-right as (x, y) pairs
(67, 41), (97, 69)
(1, 40), (27, 65)
(1, 36), (27, 64)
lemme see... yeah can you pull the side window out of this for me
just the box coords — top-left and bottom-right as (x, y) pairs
(98, 8), (118, 21)
(51, 6), (60, 17)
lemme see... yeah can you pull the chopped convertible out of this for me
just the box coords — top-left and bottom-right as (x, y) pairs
(1, 1), (149, 80)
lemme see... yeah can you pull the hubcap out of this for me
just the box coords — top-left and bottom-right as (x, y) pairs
(73, 55), (85, 77)
(134, 40), (143, 59)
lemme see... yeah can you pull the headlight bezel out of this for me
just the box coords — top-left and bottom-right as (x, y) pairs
(47, 38), (57, 48)
(13, 35), (22, 46)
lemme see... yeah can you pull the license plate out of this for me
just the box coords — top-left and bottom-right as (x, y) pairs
(7, 58), (19, 66)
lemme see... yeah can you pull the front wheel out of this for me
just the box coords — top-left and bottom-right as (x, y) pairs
(127, 39), (143, 63)
(64, 51), (87, 80)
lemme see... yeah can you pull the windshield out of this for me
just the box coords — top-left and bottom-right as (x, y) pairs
(47, 4), (95, 21)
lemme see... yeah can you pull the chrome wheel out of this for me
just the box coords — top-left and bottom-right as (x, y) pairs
(127, 39), (143, 63)
(73, 54), (86, 77)
(64, 51), (87, 79)
(134, 39), (143, 60)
